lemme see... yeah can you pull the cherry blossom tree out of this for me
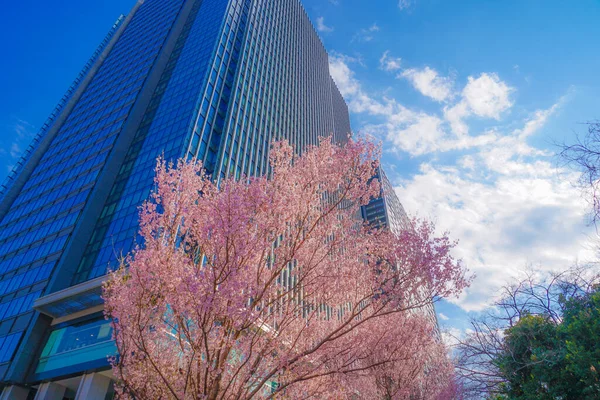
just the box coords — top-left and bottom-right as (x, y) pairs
(103, 138), (469, 399)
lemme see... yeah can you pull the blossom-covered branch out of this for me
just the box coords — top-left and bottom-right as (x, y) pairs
(104, 138), (468, 399)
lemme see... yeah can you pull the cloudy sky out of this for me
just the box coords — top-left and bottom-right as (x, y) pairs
(303, 0), (600, 333)
(1, 0), (600, 334)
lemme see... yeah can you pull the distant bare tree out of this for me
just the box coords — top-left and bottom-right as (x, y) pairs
(559, 121), (600, 224)
(452, 266), (600, 399)
(453, 316), (505, 399)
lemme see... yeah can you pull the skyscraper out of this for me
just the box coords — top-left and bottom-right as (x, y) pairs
(0, 0), (350, 398)
(361, 168), (441, 335)
(361, 168), (410, 235)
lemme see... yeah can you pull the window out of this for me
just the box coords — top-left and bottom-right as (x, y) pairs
(35, 316), (116, 379)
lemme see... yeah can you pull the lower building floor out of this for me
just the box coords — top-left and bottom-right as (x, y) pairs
(1, 370), (115, 400)
(0, 278), (117, 400)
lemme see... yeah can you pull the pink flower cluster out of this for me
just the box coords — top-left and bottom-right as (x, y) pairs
(103, 138), (469, 399)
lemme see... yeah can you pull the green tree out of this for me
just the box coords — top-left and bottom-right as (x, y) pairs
(558, 288), (600, 397)
(454, 268), (600, 399)
(496, 314), (562, 400)
(494, 288), (600, 400)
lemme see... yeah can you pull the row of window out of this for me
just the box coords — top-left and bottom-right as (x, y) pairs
(216, 0), (339, 183)
(73, 0), (225, 284)
(0, 188), (89, 245)
(0, 262), (53, 297)
(0, 291), (40, 322)
(0, 333), (22, 364)
(0, 235), (68, 276)
(0, 0), (189, 368)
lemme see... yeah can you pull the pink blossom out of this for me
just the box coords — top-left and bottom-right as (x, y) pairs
(103, 138), (469, 399)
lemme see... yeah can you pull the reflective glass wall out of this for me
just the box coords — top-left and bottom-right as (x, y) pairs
(361, 168), (409, 235)
(76, 0), (352, 284)
(0, 0), (354, 389)
(0, 0), (186, 380)
(74, 0), (231, 284)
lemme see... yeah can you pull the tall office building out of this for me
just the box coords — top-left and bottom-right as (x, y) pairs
(0, 0), (351, 398)
(362, 169), (439, 335)
(361, 168), (409, 235)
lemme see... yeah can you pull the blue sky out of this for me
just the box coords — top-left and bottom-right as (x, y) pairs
(1, 0), (600, 338)
(304, 0), (600, 338)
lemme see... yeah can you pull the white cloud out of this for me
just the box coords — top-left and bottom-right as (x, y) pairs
(478, 99), (569, 175)
(438, 312), (450, 321)
(444, 101), (470, 136)
(329, 55), (517, 156)
(514, 90), (572, 139)
(400, 66), (454, 102)
(463, 73), (513, 119)
(10, 143), (21, 159)
(352, 24), (380, 43)
(329, 55), (499, 156)
(329, 55), (361, 98)
(393, 99), (593, 311)
(315, 16), (333, 33)
(458, 155), (476, 170)
(396, 162), (592, 312)
(331, 52), (591, 316)
(445, 73), (514, 135)
(330, 56), (452, 156)
(369, 74), (588, 312)
(367, 114), (446, 156)
(441, 327), (464, 347)
(398, 0), (413, 10)
(1, 118), (35, 172)
(380, 51), (402, 72)
(329, 54), (396, 116)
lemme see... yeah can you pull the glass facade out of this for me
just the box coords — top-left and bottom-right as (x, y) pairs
(34, 316), (115, 381)
(73, 0), (231, 284)
(361, 168), (409, 235)
(74, 0), (352, 285)
(0, 16), (125, 207)
(0, 0), (187, 382)
(361, 169), (439, 334)
(0, 0), (356, 394)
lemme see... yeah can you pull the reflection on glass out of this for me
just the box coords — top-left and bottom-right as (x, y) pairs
(35, 317), (115, 377)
